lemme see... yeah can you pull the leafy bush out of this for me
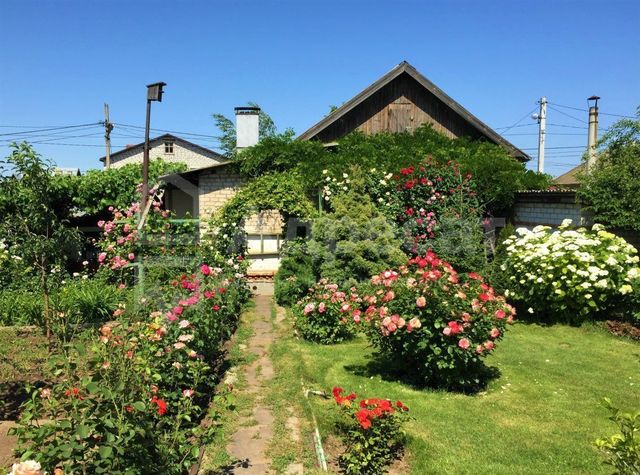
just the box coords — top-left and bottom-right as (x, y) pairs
(11, 262), (248, 474)
(308, 192), (406, 288)
(594, 398), (640, 474)
(56, 277), (123, 324)
(500, 221), (640, 322)
(0, 290), (44, 326)
(294, 280), (358, 344)
(333, 387), (410, 475)
(577, 111), (640, 232)
(274, 239), (316, 307)
(359, 252), (514, 389)
(72, 159), (187, 215)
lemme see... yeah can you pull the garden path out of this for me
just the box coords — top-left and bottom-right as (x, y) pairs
(225, 295), (302, 474)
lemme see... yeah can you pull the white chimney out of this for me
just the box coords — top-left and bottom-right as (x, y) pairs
(235, 106), (260, 151)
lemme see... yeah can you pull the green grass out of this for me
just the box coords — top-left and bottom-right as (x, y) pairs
(273, 315), (640, 474)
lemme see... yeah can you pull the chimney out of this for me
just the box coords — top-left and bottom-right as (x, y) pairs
(235, 106), (260, 152)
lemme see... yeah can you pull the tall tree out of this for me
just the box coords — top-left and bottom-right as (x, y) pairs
(577, 108), (640, 231)
(0, 143), (81, 338)
(212, 102), (277, 157)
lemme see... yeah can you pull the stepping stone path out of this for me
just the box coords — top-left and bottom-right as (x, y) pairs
(224, 295), (302, 474)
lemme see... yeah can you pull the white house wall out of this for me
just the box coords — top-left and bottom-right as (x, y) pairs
(109, 140), (223, 170)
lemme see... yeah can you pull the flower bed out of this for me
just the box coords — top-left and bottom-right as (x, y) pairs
(358, 252), (514, 389)
(294, 280), (359, 344)
(500, 221), (640, 322)
(333, 387), (410, 475)
(10, 261), (248, 474)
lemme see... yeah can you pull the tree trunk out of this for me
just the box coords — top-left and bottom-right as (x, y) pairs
(41, 269), (51, 340)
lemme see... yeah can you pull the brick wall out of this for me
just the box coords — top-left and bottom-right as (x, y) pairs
(197, 169), (246, 219)
(513, 191), (592, 228)
(110, 140), (223, 170)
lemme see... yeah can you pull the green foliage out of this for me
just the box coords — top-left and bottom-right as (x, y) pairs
(0, 143), (82, 336)
(359, 254), (514, 390)
(212, 102), (278, 158)
(73, 159), (186, 214)
(594, 398), (640, 474)
(428, 213), (488, 273)
(56, 277), (123, 324)
(205, 171), (316, 256)
(11, 263), (247, 474)
(308, 192), (406, 288)
(333, 387), (410, 475)
(235, 129), (326, 179)
(577, 110), (640, 231)
(0, 289), (44, 326)
(500, 222), (640, 323)
(294, 280), (357, 344)
(274, 238), (316, 307)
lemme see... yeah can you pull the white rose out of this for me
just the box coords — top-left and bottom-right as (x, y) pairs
(10, 460), (42, 475)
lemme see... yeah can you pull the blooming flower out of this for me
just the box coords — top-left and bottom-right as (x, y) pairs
(183, 389), (195, 398)
(9, 460), (42, 475)
(416, 296), (426, 308)
(458, 338), (471, 350)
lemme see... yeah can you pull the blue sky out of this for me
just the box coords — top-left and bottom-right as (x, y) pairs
(1, 0), (638, 176)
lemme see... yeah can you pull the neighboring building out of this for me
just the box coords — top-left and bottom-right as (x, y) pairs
(100, 133), (225, 170)
(553, 163), (585, 189)
(298, 61), (530, 161)
(53, 167), (81, 176)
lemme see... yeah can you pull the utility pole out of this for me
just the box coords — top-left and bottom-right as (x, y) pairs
(535, 97), (547, 173)
(103, 103), (114, 169)
(141, 82), (166, 212)
(587, 96), (600, 173)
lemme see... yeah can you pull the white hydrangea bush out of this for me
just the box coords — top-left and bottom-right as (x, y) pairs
(500, 220), (640, 321)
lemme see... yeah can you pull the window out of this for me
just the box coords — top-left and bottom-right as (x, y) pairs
(164, 141), (174, 154)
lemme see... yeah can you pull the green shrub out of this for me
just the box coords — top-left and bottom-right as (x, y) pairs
(308, 192), (406, 288)
(500, 221), (640, 323)
(0, 290), (44, 326)
(294, 280), (357, 344)
(57, 277), (123, 324)
(274, 239), (316, 307)
(595, 398), (640, 474)
(360, 252), (514, 390)
(333, 387), (410, 475)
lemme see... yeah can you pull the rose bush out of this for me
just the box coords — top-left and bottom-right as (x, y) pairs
(358, 252), (514, 389)
(294, 280), (359, 344)
(11, 260), (248, 474)
(499, 221), (640, 322)
(333, 387), (410, 475)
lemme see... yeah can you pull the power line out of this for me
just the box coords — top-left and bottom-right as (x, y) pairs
(0, 122), (102, 137)
(113, 122), (220, 140)
(520, 145), (585, 151)
(548, 102), (636, 119)
(494, 107), (539, 133)
(547, 105), (586, 124)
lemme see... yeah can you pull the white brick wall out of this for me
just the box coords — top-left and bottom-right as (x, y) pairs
(109, 139), (223, 170)
(513, 202), (592, 227)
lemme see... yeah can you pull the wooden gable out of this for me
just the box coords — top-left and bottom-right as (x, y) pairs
(299, 61), (530, 161)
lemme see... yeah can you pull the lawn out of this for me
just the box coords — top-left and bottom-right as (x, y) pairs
(271, 317), (640, 474)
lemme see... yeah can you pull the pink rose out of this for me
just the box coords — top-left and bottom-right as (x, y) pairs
(304, 303), (315, 315)
(98, 252), (107, 263)
(458, 338), (470, 350)
(182, 389), (194, 398)
(484, 341), (495, 351)
(443, 327), (452, 336)
(416, 296), (427, 308)
(97, 220), (105, 228)
(318, 302), (326, 313)
(128, 253), (135, 261)
(387, 322), (397, 332)
(408, 317), (422, 329)
(495, 309), (506, 319)
(179, 320), (190, 328)
(200, 264), (211, 276)
(490, 328), (500, 338)
(476, 345), (484, 354)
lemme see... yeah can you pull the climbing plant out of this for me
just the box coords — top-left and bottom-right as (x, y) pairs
(204, 172), (316, 255)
